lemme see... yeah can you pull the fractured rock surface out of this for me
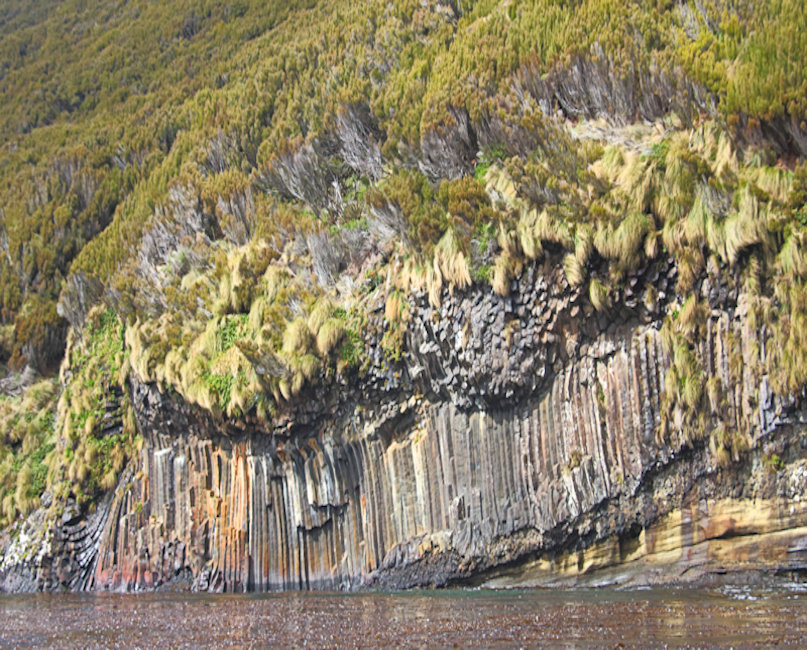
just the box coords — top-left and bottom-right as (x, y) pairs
(3, 258), (806, 592)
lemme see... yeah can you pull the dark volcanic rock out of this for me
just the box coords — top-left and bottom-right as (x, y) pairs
(3, 257), (807, 593)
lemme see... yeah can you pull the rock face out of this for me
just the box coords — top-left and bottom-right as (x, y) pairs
(3, 258), (807, 592)
(0, 492), (113, 592)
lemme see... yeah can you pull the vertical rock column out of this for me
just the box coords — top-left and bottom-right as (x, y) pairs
(92, 325), (688, 591)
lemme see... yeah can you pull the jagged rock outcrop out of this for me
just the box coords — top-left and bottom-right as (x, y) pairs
(515, 44), (706, 126)
(336, 104), (385, 182)
(4, 254), (805, 593)
(0, 492), (113, 593)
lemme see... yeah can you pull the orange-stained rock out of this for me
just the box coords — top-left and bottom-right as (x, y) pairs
(3, 260), (807, 593)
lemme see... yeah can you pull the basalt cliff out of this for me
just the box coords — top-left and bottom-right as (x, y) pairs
(1, 0), (807, 594)
(3, 254), (806, 592)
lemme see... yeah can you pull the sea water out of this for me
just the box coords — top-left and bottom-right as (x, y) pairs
(1, 584), (806, 648)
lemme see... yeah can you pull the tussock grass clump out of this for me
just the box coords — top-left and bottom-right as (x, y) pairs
(426, 266), (443, 308)
(282, 318), (314, 357)
(0, 0), (803, 382)
(316, 319), (345, 357)
(563, 253), (586, 287)
(490, 226), (524, 297)
(676, 247), (706, 293)
(589, 278), (611, 312)
(778, 229), (807, 279)
(658, 310), (710, 447)
(485, 166), (523, 210)
(516, 210), (544, 261)
(433, 228), (472, 292)
(573, 224), (594, 265)
(385, 291), (405, 324)
(709, 423), (748, 469)
(600, 145), (625, 174)
(263, 266), (291, 302)
(767, 281), (807, 395)
(724, 187), (771, 265)
(617, 213), (652, 269)
(753, 166), (792, 205)
(492, 253), (518, 297)
(307, 298), (336, 337)
(380, 289), (411, 363)
(677, 295), (705, 338)
(394, 256), (445, 307)
(534, 211), (574, 250)
(562, 223), (594, 287)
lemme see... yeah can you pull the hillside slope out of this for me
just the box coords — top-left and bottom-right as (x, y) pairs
(1, 0), (807, 591)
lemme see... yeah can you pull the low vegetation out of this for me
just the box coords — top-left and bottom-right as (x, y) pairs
(0, 378), (57, 527)
(0, 0), (806, 525)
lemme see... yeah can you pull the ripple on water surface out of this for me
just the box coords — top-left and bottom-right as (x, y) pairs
(1, 585), (806, 648)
